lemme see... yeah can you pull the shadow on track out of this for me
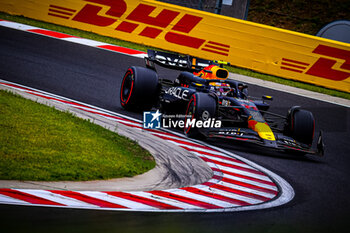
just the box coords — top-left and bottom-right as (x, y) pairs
(204, 138), (325, 164)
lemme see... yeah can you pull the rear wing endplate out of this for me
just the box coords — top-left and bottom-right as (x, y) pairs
(145, 50), (217, 72)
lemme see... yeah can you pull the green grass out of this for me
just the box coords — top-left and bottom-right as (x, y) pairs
(0, 11), (349, 100)
(0, 90), (155, 181)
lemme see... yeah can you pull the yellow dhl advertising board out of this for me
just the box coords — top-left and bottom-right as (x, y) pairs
(1, 0), (350, 92)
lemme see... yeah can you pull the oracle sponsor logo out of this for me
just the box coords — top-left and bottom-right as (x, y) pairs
(281, 44), (350, 81)
(48, 0), (230, 56)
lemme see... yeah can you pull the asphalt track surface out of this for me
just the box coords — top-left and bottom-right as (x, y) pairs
(0, 26), (349, 233)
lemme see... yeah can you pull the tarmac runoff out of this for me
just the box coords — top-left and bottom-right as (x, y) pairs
(0, 84), (213, 191)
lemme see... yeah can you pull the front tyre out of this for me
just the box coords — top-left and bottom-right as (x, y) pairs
(184, 93), (217, 138)
(285, 107), (315, 146)
(120, 66), (159, 111)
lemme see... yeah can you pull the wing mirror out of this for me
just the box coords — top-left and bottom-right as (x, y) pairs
(237, 84), (248, 90)
(262, 95), (273, 101)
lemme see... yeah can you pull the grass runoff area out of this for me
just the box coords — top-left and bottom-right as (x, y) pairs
(0, 90), (155, 181)
(0, 12), (349, 100)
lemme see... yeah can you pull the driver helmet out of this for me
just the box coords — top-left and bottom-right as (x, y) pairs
(209, 82), (231, 96)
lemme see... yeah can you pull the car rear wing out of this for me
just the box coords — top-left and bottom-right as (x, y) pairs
(145, 50), (228, 72)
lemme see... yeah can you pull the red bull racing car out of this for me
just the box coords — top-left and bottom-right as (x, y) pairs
(120, 50), (324, 156)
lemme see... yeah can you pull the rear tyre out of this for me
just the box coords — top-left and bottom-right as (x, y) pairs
(184, 93), (217, 138)
(120, 66), (159, 111)
(286, 107), (315, 146)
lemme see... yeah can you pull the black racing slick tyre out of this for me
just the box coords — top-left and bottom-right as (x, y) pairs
(120, 66), (159, 111)
(286, 107), (315, 146)
(184, 93), (217, 138)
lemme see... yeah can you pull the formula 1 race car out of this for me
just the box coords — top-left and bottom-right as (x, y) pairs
(120, 50), (324, 156)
